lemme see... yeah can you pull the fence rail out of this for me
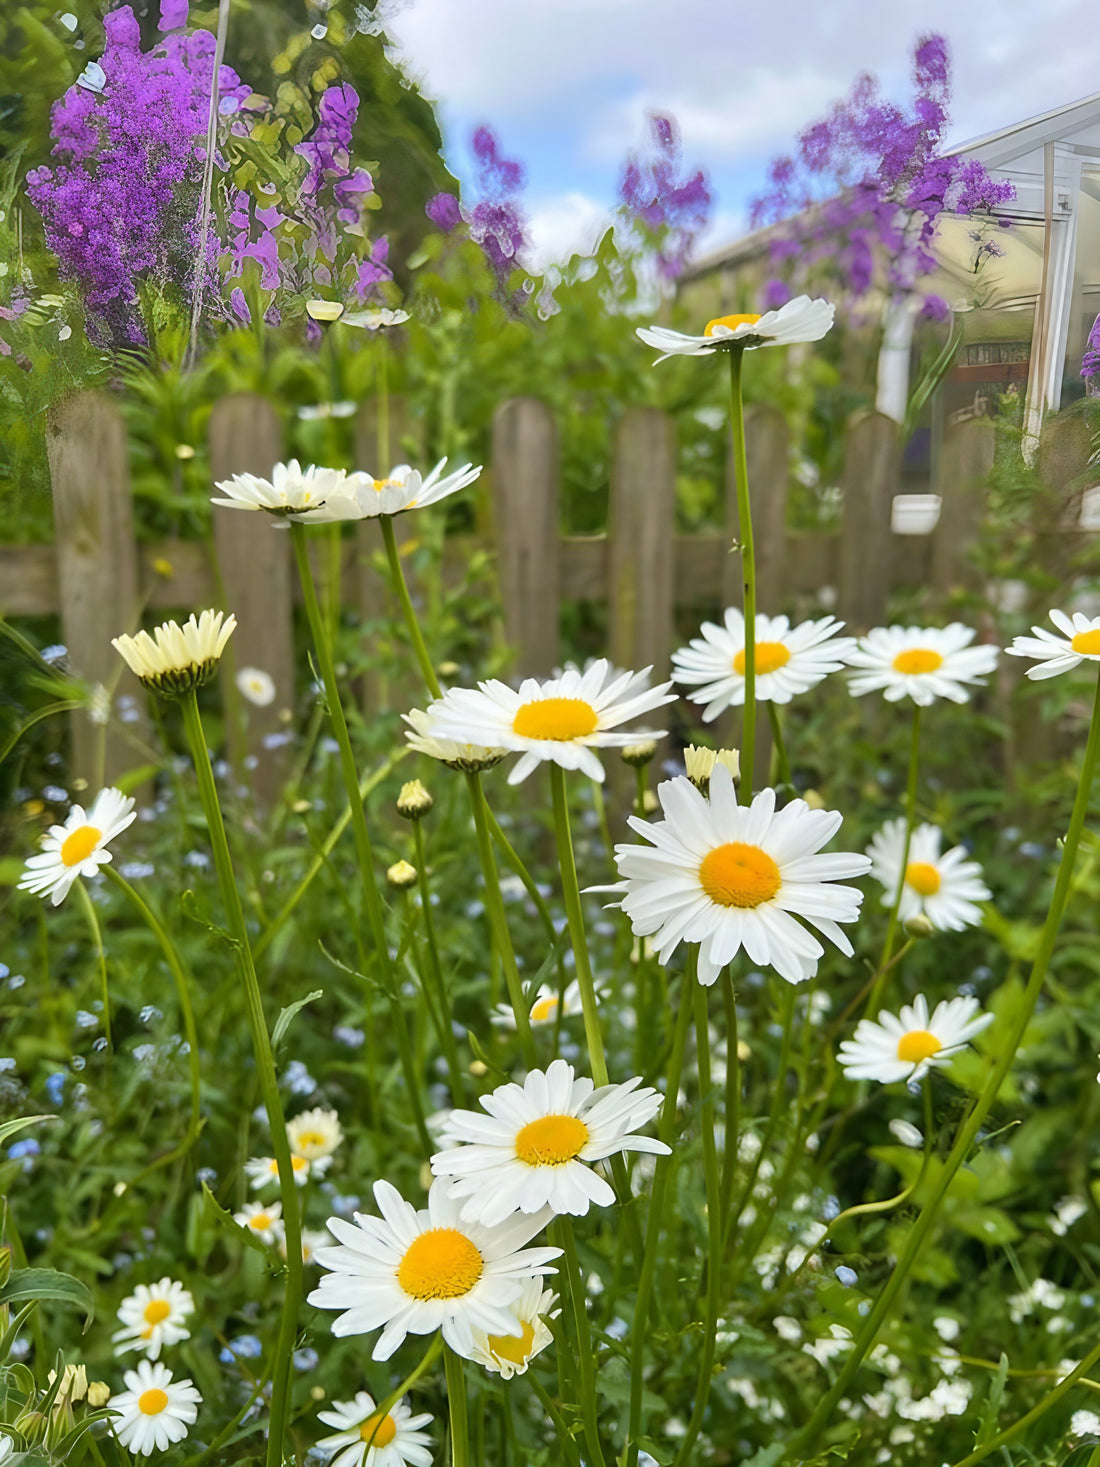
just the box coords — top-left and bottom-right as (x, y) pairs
(2, 389), (1095, 787)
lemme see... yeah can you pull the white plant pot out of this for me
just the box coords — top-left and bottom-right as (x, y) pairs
(891, 493), (942, 536)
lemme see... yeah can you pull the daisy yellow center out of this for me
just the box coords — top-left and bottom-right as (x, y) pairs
(295, 1131), (327, 1151)
(1071, 629), (1100, 655)
(489, 1320), (537, 1366)
(359, 1413), (397, 1446)
(372, 477), (398, 492)
(896, 1029), (942, 1064)
(699, 843), (781, 908)
(734, 640), (790, 676)
(531, 995), (559, 1022)
(143, 1299), (172, 1326)
(60, 825), (101, 867)
(512, 697), (598, 742)
(704, 313), (761, 336)
(905, 861), (941, 896)
(515, 1114), (589, 1166)
(397, 1228), (484, 1300)
(892, 648), (943, 676)
(268, 1156), (308, 1174)
(138, 1388), (168, 1416)
(249, 1213), (272, 1230)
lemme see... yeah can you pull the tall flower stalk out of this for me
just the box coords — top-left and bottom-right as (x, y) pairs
(728, 346), (757, 793)
(866, 704), (921, 1014)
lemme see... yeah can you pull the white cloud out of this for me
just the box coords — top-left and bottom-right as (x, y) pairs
(522, 191), (611, 271)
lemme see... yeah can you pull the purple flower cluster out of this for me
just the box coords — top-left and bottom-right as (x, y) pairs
(26, 4), (249, 343)
(749, 34), (1014, 314)
(618, 113), (711, 279)
(1082, 312), (1100, 384)
(424, 125), (528, 286)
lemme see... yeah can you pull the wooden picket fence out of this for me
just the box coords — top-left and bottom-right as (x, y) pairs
(1, 390), (1096, 794)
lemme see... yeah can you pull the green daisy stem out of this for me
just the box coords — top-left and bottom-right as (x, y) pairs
(783, 668), (1100, 1461)
(725, 980), (795, 1258)
(444, 1344), (470, 1467)
(463, 771), (536, 1062)
(767, 701), (792, 788)
(625, 968), (694, 1467)
(290, 522), (432, 1156)
(674, 983), (724, 1466)
(718, 967), (740, 1227)
(377, 331), (391, 472)
(866, 703), (921, 1016)
(635, 765), (648, 817)
(728, 344), (757, 795)
(949, 1338), (1100, 1467)
(74, 877), (111, 1052)
(412, 819), (468, 1101)
(526, 1374), (583, 1467)
(104, 867), (202, 1147)
(179, 690), (302, 1467)
(557, 1217), (606, 1467)
(548, 764), (608, 1087)
(380, 514), (441, 699)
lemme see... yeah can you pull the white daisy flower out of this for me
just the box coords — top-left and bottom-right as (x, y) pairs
(867, 819), (991, 932)
(421, 660), (676, 785)
(287, 1227), (334, 1267)
(403, 707), (506, 773)
(287, 1106), (343, 1160)
(846, 624), (998, 706)
(307, 1178), (560, 1361)
(316, 1391), (432, 1467)
(837, 994), (993, 1084)
(431, 1059), (670, 1227)
(18, 786), (136, 907)
(345, 458), (481, 518)
(211, 459), (358, 521)
(108, 1360), (201, 1457)
(233, 1200), (284, 1245)
(235, 666), (276, 707)
(464, 1277), (559, 1380)
(112, 1278), (194, 1360)
(491, 980), (586, 1029)
(1006, 609), (1100, 680)
(608, 765), (871, 986)
(637, 296), (835, 364)
(244, 1153), (327, 1190)
(672, 610), (856, 720)
(112, 610), (237, 698)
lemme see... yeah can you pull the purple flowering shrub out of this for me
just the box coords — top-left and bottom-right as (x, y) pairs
(25, 5), (250, 344)
(424, 125), (528, 293)
(618, 113), (712, 280)
(1083, 313), (1100, 388)
(750, 34), (1015, 314)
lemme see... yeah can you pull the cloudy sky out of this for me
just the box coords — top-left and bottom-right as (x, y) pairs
(387, 0), (1097, 266)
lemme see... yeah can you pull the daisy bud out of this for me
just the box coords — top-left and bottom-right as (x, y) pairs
(112, 610), (237, 700)
(86, 1381), (111, 1408)
(396, 780), (433, 820)
(0, 1244), (10, 1288)
(802, 788), (826, 810)
(469, 1059), (488, 1077)
(15, 1410), (46, 1443)
(621, 739), (658, 768)
(683, 744), (740, 791)
(904, 913), (936, 939)
(386, 859), (418, 890)
(48, 1363), (88, 1407)
(438, 661), (461, 678)
(306, 300), (344, 322)
(641, 789), (660, 815)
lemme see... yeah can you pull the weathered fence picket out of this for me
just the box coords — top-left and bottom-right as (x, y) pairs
(6, 388), (1096, 790)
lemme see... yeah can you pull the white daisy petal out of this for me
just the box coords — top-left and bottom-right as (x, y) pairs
(673, 610), (855, 717)
(846, 623), (998, 706)
(838, 993), (993, 1085)
(17, 786), (137, 908)
(1006, 608), (1100, 681)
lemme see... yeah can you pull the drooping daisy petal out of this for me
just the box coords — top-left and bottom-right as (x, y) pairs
(211, 459), (359, 521)
(867, 819), (991, 932)
(672, 610), (855, 720)
(112, 1277), (194, 1361)
(420, 661), (676, 785)
(463, 1277), (559, 1380)
(837, 994), (993, 1084)
(432, 1059), (669, 1226)
(316, 1390), (434, 1467)
(113, 610), (236, 699)
(18, 786), (137, 907)
(346, 458), (482, 518)
(846, 623), (998, 706)
(637, 296), (835, 363)
(606, 766), (870, 985)
(402, 707), (507, 773)
(1006, 609), (1100, 681)
(108, 1360), (201, 1457)
(308, 1179), (560, 1361)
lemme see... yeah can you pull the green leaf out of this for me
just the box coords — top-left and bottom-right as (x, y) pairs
(271, 989), (324, 1055)
(0, 1114), (58, 1148)
(952, 1205), (1021, 1246)
(0, 1268), (94, 1329)
(974, 1352), (1009, 1445)
(181, 890), (240, 950)
(202, 1184), (272, 1258)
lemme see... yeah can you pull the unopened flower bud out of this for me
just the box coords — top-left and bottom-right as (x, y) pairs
(49, 1364), (88, 1406)
(469, 1059), (488, 1077)
(438, 661), (460, 679)
(0, 1244), (10, 1288)
(904, 913), (935, 939)
(306, 300), (344, 322)
(641, 790), (659, 815)
(310, 1385), (327, 1401)
(684, 744), (740, 791)
(621, 740), (658, 768)
(396, 780), (433, 820)
(386, 859), (418, 890)
(16, 1410), (47, 1443)
(86, 1381), (111, 1409)
(802, 788), (826, 810)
